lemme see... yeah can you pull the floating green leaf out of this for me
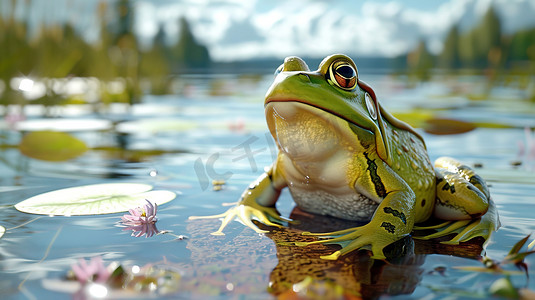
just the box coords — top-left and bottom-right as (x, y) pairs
(19, 131), (88, 161)
(14, 183), (176, 216)
(423, 118), (476, 135)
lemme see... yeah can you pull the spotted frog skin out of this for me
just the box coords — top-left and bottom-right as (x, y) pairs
(191, 54), (500, 260)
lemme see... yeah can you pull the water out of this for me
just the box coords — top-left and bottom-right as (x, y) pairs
(0, 74), (535, 299)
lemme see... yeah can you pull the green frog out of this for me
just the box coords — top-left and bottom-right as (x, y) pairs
(190, 54), (499, 260)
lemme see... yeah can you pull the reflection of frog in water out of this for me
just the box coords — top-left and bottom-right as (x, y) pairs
(268, 208), (486, 299)
(191, 54), (499, 260)
(186, 208), (486, 299)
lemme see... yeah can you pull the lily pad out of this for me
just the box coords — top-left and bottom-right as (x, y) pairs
(423, 118), (476, 135)
(14, 183), (176, 216)
(19, 131), (88, 161)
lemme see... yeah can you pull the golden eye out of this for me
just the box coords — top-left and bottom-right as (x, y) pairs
(328, 61), (357, 90)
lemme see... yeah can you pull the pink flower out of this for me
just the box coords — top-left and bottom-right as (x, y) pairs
(120, 200), (159, 238)
(71, 256), (111, 284)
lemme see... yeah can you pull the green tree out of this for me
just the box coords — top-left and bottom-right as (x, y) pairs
(172, 17), (211, 70)
(476, 6), (502, 66)
(457, 6), (502, 68)
(139, 24), (171, 94)
(507, 28), (535, 62)
(0, 11), (33, 107)
(439, 25), (461, 69)
(84, 1), (118, 80)
(109, 0), (141, 105)
(458, 30), (478, 67)
(407, 40), (434, 81)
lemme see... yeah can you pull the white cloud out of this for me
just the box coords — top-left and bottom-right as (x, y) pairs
(14, 0), (535, 62)
(136, 0), (535, 61)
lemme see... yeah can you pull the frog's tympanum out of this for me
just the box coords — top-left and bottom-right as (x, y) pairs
(191, 54), (500, 260)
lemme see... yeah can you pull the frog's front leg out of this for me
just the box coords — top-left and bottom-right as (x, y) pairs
(299, 153), (416, 260)
(189, 163), (288, 235)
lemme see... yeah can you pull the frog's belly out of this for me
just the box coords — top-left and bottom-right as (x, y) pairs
(288, 187), (378, 221)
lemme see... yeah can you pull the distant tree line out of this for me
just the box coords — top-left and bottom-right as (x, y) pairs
(0, 0), (211, 107)
(406, 6), (535, 79)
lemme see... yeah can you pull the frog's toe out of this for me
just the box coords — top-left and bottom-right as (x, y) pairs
(295, 226), (388, 260)
(440, 218), (494, 245)
(337, 236), (387, 260)
(190, 204), (285, 236)
(318, 244), (386, 260)
(261, 207), (294, 224)
(301, 227), (358, 237)
(414, 219), (471, 240)
(414, 218), (493, 246)
(320, 251), (342, 260)
(413, 221), (452, 230)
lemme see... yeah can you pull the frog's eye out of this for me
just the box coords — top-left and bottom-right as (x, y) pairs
(328, 61), (357, 91)
(274, 64), (283, 76)
(365, 92), (377, 120)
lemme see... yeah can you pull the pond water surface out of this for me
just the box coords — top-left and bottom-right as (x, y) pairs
(1, 73), (535, 299)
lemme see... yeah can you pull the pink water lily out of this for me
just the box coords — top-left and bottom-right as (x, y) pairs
(120, 199), (159, 237)
(71, 256), (111, 284)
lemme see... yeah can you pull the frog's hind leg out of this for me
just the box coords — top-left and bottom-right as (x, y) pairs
(415, 199), (499, 246)
(414, 157), (500, 245)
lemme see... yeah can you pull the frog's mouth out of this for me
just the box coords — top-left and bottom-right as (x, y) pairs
(265, 98), (368, 133)
(265, 101), (365, 160)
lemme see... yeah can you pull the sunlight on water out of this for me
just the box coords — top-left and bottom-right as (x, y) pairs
(0, 74), (534, 299)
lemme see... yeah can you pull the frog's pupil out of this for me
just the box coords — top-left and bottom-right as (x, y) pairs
(336, 65), (355, 79)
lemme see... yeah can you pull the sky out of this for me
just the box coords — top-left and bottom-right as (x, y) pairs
(136, 0), (535, 61)
(5, 0), (535, 62)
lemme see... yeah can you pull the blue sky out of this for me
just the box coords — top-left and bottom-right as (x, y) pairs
(4, 0), (535, 61)
(133, 0), (535, 61)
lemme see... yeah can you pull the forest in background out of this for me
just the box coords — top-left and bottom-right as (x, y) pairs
(406, 6), (535, 81)
(0, 0), (210, 108)
(1, 0), (535, 109)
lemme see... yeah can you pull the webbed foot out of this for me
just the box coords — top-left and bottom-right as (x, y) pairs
(189, 169), (292, 235)
(189, 203), (291, 235)
(414, 199), (499, 246)
(295, 223), (399, 260)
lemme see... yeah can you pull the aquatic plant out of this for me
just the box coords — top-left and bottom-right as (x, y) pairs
(56, 257), (182, 298)
(451, 235), (535, 298)
(71, 256), (112, 284)
(120, 199), (160, 237)
(14, 183), (176, 216)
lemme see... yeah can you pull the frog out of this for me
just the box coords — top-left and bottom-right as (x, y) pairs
(190, 54), (500, 260)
